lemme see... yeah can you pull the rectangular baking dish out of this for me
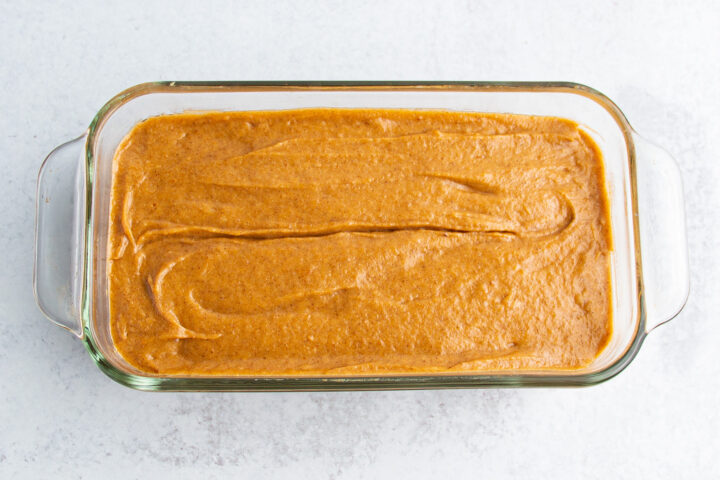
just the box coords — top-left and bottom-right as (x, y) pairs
(33, 82), (689, 391)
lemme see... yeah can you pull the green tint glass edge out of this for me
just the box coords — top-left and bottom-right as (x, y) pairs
(81, 81), (647, 391)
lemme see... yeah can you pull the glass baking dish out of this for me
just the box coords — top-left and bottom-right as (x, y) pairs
(33, 82), (689, 391)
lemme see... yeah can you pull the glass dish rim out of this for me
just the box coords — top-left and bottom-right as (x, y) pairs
(80, 81), (646, 391)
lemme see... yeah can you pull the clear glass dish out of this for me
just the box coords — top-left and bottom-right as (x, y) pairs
(33, 82), (689, 391)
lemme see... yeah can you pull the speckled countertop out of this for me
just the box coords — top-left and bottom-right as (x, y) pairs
(1, 1), (718, 478)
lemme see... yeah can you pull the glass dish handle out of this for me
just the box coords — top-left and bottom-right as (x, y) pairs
(33, 135), (88, 338)
(633, 133), (690, 333)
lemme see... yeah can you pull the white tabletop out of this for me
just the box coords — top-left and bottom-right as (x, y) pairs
(1, 1), (718, 478)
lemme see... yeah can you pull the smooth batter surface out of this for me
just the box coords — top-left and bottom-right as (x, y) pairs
(107, 109), (612, 375)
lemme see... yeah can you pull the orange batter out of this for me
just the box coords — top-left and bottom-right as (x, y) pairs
(107, 109), (612, 375)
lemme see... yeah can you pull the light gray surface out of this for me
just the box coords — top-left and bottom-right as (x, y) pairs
(1, 1), (718, 478)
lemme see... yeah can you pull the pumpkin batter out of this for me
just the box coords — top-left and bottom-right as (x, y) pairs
(107, 109), (612, 375)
